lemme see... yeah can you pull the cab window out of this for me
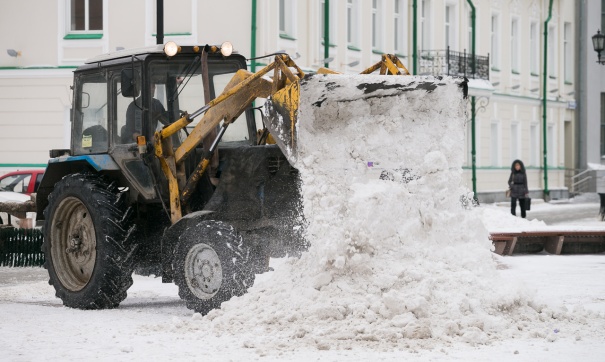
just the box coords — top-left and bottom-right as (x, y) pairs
(73, 73), (109, 154)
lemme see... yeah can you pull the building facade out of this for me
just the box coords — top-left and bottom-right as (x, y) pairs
(0, 0), (576, 201)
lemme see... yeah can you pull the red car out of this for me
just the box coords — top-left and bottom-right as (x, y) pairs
(0, 169), (46, 195)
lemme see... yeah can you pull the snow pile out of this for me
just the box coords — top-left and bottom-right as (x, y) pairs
(202, 75), (604, 350)
(479, 206), (549, 232)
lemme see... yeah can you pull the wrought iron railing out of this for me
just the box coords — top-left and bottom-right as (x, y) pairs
(0, 226), (44, 267)
(418, 47), (489, 80)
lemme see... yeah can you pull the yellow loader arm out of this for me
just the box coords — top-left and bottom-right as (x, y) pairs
(154, 54), (410, 224)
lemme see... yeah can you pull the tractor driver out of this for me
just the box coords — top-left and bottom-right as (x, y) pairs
(122, 83), (170, 143)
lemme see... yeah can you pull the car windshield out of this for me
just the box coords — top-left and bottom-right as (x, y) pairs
(0, 174), (31, 193)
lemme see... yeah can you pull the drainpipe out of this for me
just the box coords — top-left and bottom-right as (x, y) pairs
(251, 0), (257, 73)
(542, 0), (554, 197)
(156, 0), (164, 45)
(324, 0), (330, 68)
(466, 0), (477, 198)
(413, 0), (417, 75)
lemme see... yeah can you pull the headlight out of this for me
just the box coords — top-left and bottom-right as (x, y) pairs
(220, 41), (233, 57)
(164, 41), (180, 57)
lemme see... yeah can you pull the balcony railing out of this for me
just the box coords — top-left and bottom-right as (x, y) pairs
(418, 47), (490, 80)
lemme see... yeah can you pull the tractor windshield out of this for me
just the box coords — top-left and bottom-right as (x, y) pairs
(148, 57), (254, 143)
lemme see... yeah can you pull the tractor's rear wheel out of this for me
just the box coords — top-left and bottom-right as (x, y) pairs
(43, 173), (136, 309)
(173, 221), (255, 314)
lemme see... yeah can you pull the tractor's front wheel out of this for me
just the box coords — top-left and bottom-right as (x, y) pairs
(42, 173), (136, 309)
(173, 221), (256, 314)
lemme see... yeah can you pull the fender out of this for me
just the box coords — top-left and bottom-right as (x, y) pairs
(161, 210), (215, 283)
(36, 155), (120, 220)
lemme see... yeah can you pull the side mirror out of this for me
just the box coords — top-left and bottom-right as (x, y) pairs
(121, 69), (140, 98)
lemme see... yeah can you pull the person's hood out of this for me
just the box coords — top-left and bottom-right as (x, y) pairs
(511, 159), (526, 173)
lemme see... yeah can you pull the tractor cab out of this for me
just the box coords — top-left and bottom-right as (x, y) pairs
(43, 43), (264, 208)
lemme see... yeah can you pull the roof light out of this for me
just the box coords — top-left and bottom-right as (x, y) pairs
(164, 41), (180, 57)
(220, 41), (233, 57)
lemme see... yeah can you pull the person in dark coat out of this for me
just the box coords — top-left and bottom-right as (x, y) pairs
(122, 84), (169, 143)
(508, 159), (529, 218)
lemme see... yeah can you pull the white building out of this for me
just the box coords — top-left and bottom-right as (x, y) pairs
(0, 0), (576, 201)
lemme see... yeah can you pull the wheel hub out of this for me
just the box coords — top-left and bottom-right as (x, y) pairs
(50, 197), (97, 291)
(185, 243), (223, 299)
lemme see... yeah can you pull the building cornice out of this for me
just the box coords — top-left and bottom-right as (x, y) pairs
(0, 68), (75, 79)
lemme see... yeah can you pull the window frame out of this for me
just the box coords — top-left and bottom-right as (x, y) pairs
(491, 13), (500, 70)
(564, 22), (572, 83)
(510, 122), (520, 161)
(530, 21), (539, 75)
(547, 123), (555, 166)
(511, 17), (520, 73)
(490, 121), (500, 167)
(320, 0), (337, 46)
(72, 71), (110, 155)
(347, 0), (360, 48)
(279, 0), (296, 39)
(548, 25), (557, 78)
(371, 0), (384, 51)
(530, 123), (539, 166)
(394, 0), (408, 56)
(420, 0), (432, 51)
(445, 1), (458, 51)
(65, 0), (104, 39)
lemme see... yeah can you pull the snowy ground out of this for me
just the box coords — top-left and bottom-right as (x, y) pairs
(1, 233), (604, 361)
(3, 201), (604, 361)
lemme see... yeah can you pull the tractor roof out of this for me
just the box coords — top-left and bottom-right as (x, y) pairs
(85, 45), (166, 64)
(85, 44), (237, 65)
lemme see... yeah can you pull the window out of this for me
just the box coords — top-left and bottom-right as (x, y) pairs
(548, 25), (557, 78)
(394, 0), (408, 55)
(491, 14), (500, 69)
(530, 124), (539, 166)
(547, 124), (555, 166)
(279, 0), (295, 37)
(35, 173), (44, 192)
(511, 18), (519, 73)
(602, 0), (605, 34)
(468, 8), (473, 51)
(320, 0), (336, 45)
(421, 0), (431, 50)
(491, 122), (500, 166)
(372, 0), (384, 51)
(564, 22), (572, 82)
(73, 73), (108, 155)
(465, 120), (473, 166)
(154, 0), (193, 37)
(510, 123), (519, 161)
(69, 0), (102, 32)
(347, 0), (360, 47)
(530, 22), (538, 75)
(0, 174), (31, 193)
(445, 3), (457, 50)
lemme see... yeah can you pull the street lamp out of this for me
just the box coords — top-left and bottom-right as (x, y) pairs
(592, 29), (605, 64)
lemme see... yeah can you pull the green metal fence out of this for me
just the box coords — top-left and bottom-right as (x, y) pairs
(0, 227), (44, 267)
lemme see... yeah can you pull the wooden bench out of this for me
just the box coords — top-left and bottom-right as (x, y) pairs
(490, 231), (605, 255)
(490, 234), (518, 256)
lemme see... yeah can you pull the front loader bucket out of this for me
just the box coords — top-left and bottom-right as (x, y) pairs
(263, 74), (468, 167)
(263, 81), (300, 164)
